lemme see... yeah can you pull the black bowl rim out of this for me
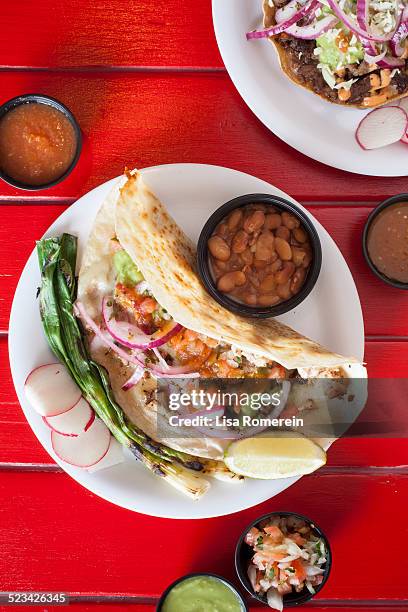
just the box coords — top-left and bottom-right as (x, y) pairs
(156, 571), (248, 611)
(235, 510), (332, 608)
(362, 193), (408, 290)
(196, 194), (322, 318)
(0, 93), (82, 191)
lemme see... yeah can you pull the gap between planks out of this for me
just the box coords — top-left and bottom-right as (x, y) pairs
(17, 593), (408, 608)
(0, 65), (227, 73)
(0, 200), (380, 207)
(0, 463), (407, 474)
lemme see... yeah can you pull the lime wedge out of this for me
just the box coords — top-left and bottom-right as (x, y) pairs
(224, 432), (326, 479)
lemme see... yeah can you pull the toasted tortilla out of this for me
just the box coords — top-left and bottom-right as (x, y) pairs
(262, 0), (408, 109)
(78, 171), (366, 460)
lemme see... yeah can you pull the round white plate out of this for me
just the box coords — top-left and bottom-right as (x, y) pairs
(212, 0), (407, 177)
(9, 164), (364, 519)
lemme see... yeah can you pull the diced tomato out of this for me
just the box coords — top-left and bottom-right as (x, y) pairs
(139, 297), (157, 314)
(264, 525), (284, 543)
(291, 559), (307, 582)
(267, 364), (287, 379)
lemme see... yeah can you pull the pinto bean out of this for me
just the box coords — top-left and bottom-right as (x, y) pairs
(227, 209), (243, 230)
(292, 247), (307, 267)
(275, 237), (292, 261)
(244, 293), (258, 306)
(208, 236), (230, 261)
(293, 227), (308, 243)
(290, 268), (306, 294)
(217, 270), (246, 293)
(259, 274), (276, 293)
(211, 260), (228, 277)
(282, 211), (300, 229)
(265, 213), (282, 230)
(258, 294), (281, 306)
(275, 225), (290, 241)
(244, 210), (265, 233)
(275, 261), (296, 285)
(240, 248), (254, 265)
(253, 258), (269, 270)
(276, 280), (292, 300)
(268, 258), (282, 273)
(302, 250), (312, 268)
(231, 230), (249, 254)
(255, 231), (275, 261)
(216, 222), (228, 238)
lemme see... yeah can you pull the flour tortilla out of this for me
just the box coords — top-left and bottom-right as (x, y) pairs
(262, 0), (408, 109)
(78, 171), (365, 460)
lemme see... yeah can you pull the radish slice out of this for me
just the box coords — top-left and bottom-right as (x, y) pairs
(43, 397), (95, 437)
(24, 363), (81, 417)
(51, 418), (111, 467)
(399, 97), (408, 114)
(398, 98), (408, 143)
(87, 438), (124, 473)
(356, 106), (408, 150)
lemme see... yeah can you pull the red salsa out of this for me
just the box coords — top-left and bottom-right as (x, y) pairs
(0, 102), (77, 186)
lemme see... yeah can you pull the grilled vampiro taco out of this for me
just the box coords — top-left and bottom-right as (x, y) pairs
(247, 0), (408, 108)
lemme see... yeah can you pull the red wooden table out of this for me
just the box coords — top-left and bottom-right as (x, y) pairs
(1, 1), (408, 610)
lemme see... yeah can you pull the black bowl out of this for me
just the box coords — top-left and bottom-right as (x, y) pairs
(362, 193), (408, 290)
(156, 572), (248, 611)
(0, 93), (82, 190)
(197, 194), (322, 318)
(235, 511), (332, 607)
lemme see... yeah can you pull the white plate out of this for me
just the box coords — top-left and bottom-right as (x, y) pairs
(9, 164), (364, 519)
(212, 0), (407, 177)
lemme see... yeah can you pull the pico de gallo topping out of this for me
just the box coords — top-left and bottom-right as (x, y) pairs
(245, 515), (328, 611)
(111, 241), (290, 379)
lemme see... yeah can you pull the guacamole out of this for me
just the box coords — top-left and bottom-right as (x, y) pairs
(161, 576), (244, 612)
(113, 248), (143, 286)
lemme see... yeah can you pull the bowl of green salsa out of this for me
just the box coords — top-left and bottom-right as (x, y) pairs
(157, 573), (248, 612)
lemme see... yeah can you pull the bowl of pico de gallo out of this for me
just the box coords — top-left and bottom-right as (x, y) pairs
(235, 511), (332, 610)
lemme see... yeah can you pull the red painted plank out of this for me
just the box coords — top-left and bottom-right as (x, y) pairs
(1, 336), (407, 466)
(0, 0), (222, 68)
(1, 204), (408, 336)
(0, 73), (408, 201)
(0, 471), (406, 599)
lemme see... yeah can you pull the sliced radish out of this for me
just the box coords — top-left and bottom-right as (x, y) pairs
(43, 397), (95, 437)
(398, 97), (408, 114)
(399, 99), (408, 143)
(356, 106), (408, 150)
(51, 418), (111, 468)
(24, 363), (81, 417)
(87, 438), (124, 473)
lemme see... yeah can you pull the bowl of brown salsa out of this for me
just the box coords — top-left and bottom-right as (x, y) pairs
(363, 194), (408, 290)
(0, 94), (81, 190)
(197, 194), (322, 318)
